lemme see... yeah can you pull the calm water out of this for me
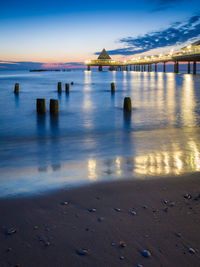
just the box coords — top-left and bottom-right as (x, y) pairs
(0, 70), (200, 197)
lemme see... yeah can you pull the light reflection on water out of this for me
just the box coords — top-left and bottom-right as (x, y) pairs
(0, 70), (200, 197)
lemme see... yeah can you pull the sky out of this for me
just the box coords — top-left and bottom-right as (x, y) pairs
(0, 0), (200, 69)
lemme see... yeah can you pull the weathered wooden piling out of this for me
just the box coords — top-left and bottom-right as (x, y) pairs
(37, 98), (46, 114)
(50, 99), (59, 115)
(57, 82), (62, 93)
(111, 82), (115, 93)
(123, 97), (132, 112)
(65, 83), (70, 93)
(14, 83), (19, 94)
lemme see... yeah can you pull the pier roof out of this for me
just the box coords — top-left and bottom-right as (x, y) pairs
(97, 48), (111, 60)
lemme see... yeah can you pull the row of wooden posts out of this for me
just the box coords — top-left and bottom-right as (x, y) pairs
(14, 82), (132, 114)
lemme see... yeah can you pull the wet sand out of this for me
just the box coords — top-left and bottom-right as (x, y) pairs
(0, 173), (200, 267)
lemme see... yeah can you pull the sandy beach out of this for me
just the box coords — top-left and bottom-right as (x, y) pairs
(0, 173), (200, 267)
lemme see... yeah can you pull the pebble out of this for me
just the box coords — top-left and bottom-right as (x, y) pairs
(142, 205), (148, 209)
(97, 217), (104, 222)
(61, 201), (69, 205)
(189, 248), (196, 254)
(164, 200), (170, 204)
(131, 211), (137, 216)
(141, 249), (151, 257)
(120, 241), (127, 248)
(76, 249), (89, 256)
(111, 242), (116, 246)
(137, 265), (143, 267)
(169, 202), (175, 207)
(114, 208), (121, 212)
(176, 232), (182, 238)
(7, 248), (12, 252)
(88, 208), (96, 213)
(34, 226), (38, 230)
(7, 227), (17, 235)
(45, 242), (51, 247)
(163, 207), (168, 213)
(184, 194), (192, 199)
(120, 256), (125, 260)
(71, 82), (74, 85)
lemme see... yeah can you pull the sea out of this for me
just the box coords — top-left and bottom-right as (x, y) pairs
(0, 69), (200, 198)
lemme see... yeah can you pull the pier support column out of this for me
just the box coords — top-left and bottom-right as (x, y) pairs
(174, 61), (179, 74)
(87, 65), (91, 71)
(98, 66), (103, 71)
(126, 66), (128, 71)
(141, 65), (144, 72)
(148, 64), (150, 72)
(155, 63), (157, 72)
(193, 61), (196, 74)
(188, 62), (190, 74)
(163, 62), (166, 73)
(144, 65), (146, 72)
(150, 64), (152, 72)
(130, 65), (132, 71)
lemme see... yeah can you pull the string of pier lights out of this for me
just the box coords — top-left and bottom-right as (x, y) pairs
(127, 44), (200, 65)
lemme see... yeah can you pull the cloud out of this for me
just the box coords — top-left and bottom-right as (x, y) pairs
(152, 0), (185, 12)
(97, 14), (200, 56)
(0, 61), (85, 70)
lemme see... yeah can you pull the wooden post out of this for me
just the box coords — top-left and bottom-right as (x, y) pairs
(123, 97), (132, 112)
(65, 83), (70, 93)
(111, 82), (115, 93)
(50, 99), (59, 115)
(98, 66), (103, 71)
(87, 65), (91, 71)
(37, 99), (46, 114)
(14, 83), (19, 94)
(58, 82), (62, 93)
(155, 63), (157, 72)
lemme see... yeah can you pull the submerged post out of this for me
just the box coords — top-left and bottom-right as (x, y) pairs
(57, 82), (62, 93)
(37, 98), (46, 114)
(123, 97), (132, 112)
(65, 83), (70, 94)
(98, 66), (103, 71)
(193, 61), (196, 74)
(111, 82), (115, 93)
(50, 99), (59, 115)
(174, 61), (179, 74)
(155, 63), (157, 72)
(87, 65), (91, 71)
(14, 83), (19, 94)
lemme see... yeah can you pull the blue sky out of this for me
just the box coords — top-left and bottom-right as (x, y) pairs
(0, 0), (200, 69)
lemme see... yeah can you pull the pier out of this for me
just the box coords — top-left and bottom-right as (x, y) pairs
(85, 41), (200, 74)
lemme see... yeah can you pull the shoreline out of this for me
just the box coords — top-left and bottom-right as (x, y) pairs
(1, 173), (200, 266)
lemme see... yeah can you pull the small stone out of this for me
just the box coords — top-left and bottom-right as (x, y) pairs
(111, 242), (116, 246)
(189, 248), (196, 254)
(120, 256), (125, 260)
(114, 208), (121, 212)
(184, 194), (192, 199)
(169, 202), (175, 207)
(163, 207), (168, 212)
(137, 265), (143, 267)
(34, 226), (38, 230)
(142, 205), (148, 209)
(164, 200), (170, 204)
(120, 241), (127, 248)
(141, 249), (151, 257)
(71, 82), (74, 85)
(61, 201), (69, 205)
(88, 208), (96, 213)
(7, 248), (12, 252)
(7, 227), (17, 235)
(85, 228), (89, 231)
(97, 217), (104, 222)
(45, 242), (51, 247)
(76, 249), (88, 256)
(131, 211), (137, 216)
(176, 232), (182, 238)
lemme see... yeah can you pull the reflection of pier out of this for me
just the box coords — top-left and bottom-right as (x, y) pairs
(85, 41), (200, 74)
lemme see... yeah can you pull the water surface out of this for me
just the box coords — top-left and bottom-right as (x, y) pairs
(0, 70), (200, 197)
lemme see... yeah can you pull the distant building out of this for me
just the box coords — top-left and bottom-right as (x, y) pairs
(97, 48), (111, 60)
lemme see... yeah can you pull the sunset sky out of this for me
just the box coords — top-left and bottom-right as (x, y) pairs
(0, 0), (200, 69)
